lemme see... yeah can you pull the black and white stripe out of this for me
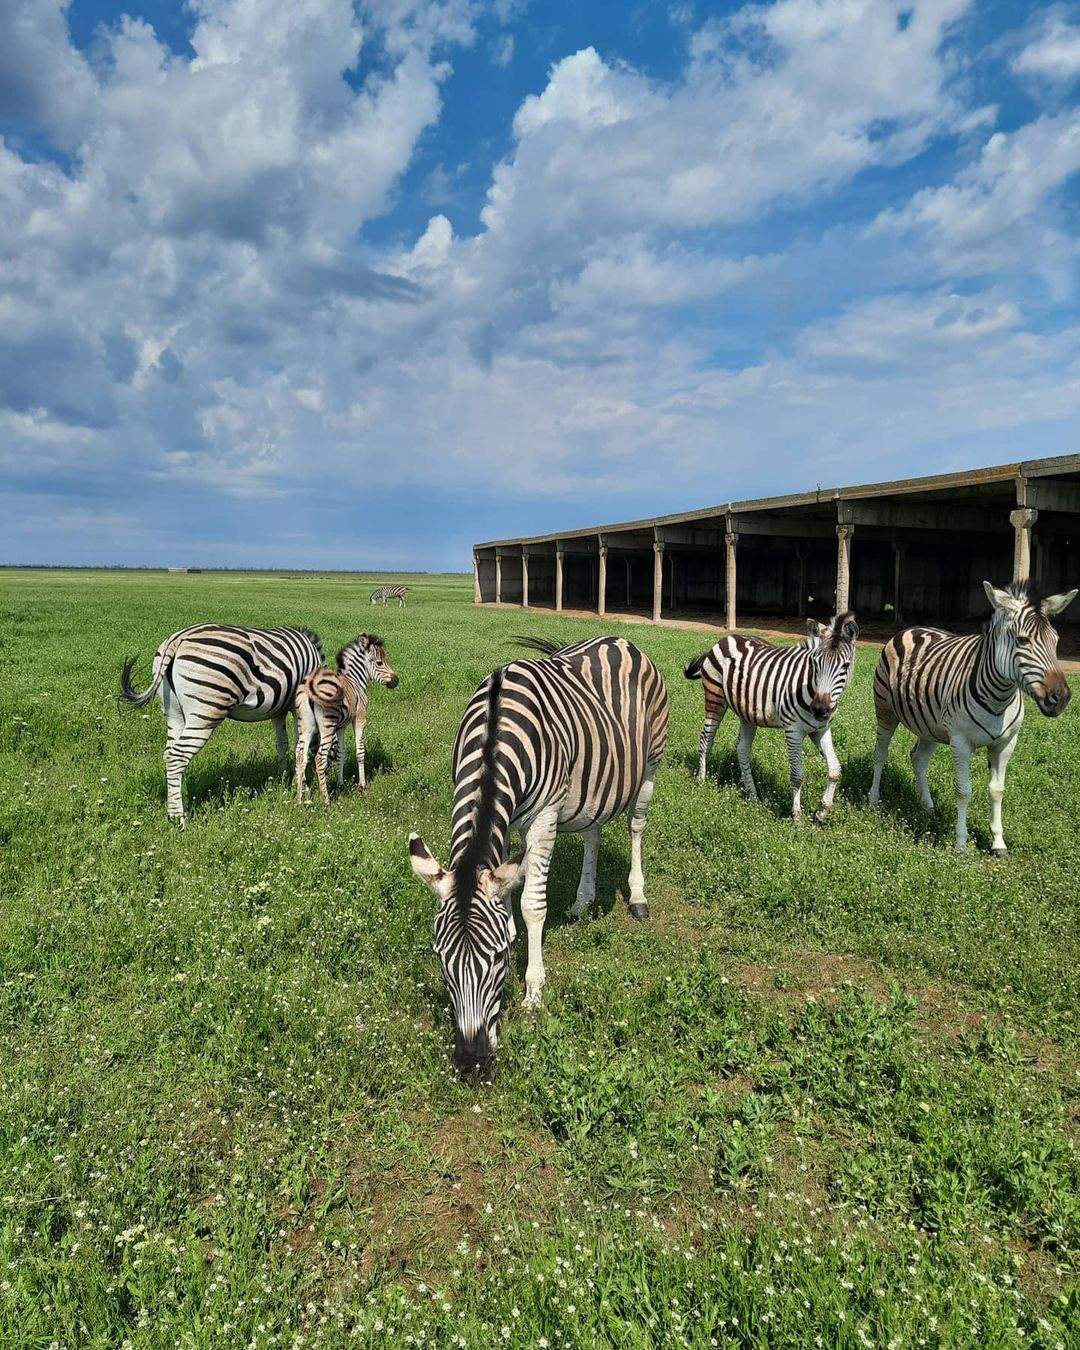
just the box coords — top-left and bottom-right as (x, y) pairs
(370, 585), (408, 607)
(686, 613), (858, 820)
(119, 624), (324, 823)
(869, 579), (1076, 854)
(409, 635), (669, 1074)
(294, 635), (399, 803)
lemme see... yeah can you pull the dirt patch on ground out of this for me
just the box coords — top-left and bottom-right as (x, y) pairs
(733, 951), (888, 1005)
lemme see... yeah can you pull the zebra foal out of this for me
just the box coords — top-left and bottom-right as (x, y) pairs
(869, 580), (1076, 854)
(119, 624), (324, 824)
(685, 613), (858, 820)
(370, 585), (408, 607)
(294, 634), (399, 804)
(408, 635), (668, 1075)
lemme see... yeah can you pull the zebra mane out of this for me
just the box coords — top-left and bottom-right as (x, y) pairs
(1006, 578), (1042, 608)
(453, 668), (504, 923)
(294, 627), (325, 659)
(335, 633), (385, 669)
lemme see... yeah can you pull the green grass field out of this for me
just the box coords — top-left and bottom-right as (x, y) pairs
(1, 569), (1077, 1348)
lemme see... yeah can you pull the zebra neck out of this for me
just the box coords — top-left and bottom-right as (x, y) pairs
(449, 765), (518, 876)
(971, 628), (1018, 714)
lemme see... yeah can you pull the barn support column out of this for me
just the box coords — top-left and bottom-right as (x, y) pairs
(495, 552), (502, 604)
(652, 539), (664, 622)
(836, 524), (853, 613)
(473, 553), (481, 605)
(1011, 508), (1037, 582)
(597, 541), (608, 617)
(555, 544), (564, 612)
(892, 542), (907, 627)
(725, 525), (738, 630)
(521, 547), (530, 608)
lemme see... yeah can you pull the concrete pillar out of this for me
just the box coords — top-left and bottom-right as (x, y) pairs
(652, 541), (664, 622)
(892, 542), (906, 627)
(835, 524), (853, 613)
(473, 554), (481, 605)
(725, 527), (738, 630)
(1010, 508), (1037, 581)
(521, 547), (530, 608)
(555, 546), (564, 612)
(597, 544), (607, 617)
(495, 551), (502, 604)
(796, 547), (807, 619)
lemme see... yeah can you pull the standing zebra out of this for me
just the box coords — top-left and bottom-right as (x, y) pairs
(408, 635), (668, 1074)
(370, 585), (408, 607)
(294, 634), (399, 804)
(869, 580), (1076, 854)
(685, 613), (858, 820)
(119, 625), (324, 824)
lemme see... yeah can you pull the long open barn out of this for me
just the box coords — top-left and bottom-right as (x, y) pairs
(473, 454), (1080, 634)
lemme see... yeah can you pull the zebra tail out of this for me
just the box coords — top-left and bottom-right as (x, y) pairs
(118, 655), (164, 710)
(309, 671), (346, 709)
(513, 635), (562, 657)
(684, 652), (707, 680)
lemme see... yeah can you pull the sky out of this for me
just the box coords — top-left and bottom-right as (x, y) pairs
(1, 0), (1078, 570)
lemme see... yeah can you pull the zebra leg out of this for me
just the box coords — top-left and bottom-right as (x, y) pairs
(627, 767), (657, 920)
(949, 734), (973, 851)
(163, 715), (217, 826)
(868, 720), (896, 807)
(569, 823), (601, 921)
(354, 715), (367, 791)
(337, 727), (347, 789)
(735, 722), (758, 800)
(785, 727), (806, 819)
(294, 701), (315, 803)
(695, 712), (724, 782)
(987, 733), (1018, 857)
(520, 808), (558, 1011)
(272, 714), (290, 781)
(911, 739), (936, 812)
(314, 722), (334, 807)
(812, 726), (842, 823)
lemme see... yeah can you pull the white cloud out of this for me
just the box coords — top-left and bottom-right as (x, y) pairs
(1013, 8), (1080, 84)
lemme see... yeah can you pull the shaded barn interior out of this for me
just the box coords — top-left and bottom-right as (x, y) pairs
(473, 456), (1080, 643)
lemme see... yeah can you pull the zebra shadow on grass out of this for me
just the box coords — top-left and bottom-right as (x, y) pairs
(146, 738), (396, 815)
(679, 746), (801, 820)
(839, 749), (970, 848)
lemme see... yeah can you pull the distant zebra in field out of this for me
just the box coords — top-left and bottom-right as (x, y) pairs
(408, 635), (668, 1075)
(685, 613), (858, 820)
(870, 580), (1076, 854)
(119, 625), (324, 824)
(370, 585), (408, 607)
(294, 634), (399, 804)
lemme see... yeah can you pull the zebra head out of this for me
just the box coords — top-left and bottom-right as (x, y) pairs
(338, 635), (400, 689)
(408, 834), (523, 1075)
(983, 581), (1077, 717)
(807, 612), (858, 720)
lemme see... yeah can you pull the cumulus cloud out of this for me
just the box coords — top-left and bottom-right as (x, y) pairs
(1013, 7), (1080, 84)
(1, 0), (1078, 566)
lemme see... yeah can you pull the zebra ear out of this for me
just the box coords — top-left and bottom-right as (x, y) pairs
(984, 581), (1021, 614)
(486, 854), (524, 897)
(1041, 589), (1078, 618)
(409, 834), (450, 898)
(806, 620), (826, 639)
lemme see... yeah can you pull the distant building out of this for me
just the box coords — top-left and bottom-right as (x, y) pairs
(168, 567), (204, 573)
(473, 454), (1080, 629)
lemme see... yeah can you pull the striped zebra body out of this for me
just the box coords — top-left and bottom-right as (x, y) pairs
(869, 580), (1076, 854)
(370, 585), (408, 607)
(686, 613), (858, 820)
(294, 635), (399, 804)
(119, 624), (324, 823)
(409, 635), (668, 1074)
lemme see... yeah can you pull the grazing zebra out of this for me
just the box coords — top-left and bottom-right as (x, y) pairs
(869, 580), (1076, 854)
(119, 625), (324, 824)
(294, 634), (399, 804)
(370, 585), (408, 607)
(685, 612), (858, 820)
(408, 635), (669, 1074)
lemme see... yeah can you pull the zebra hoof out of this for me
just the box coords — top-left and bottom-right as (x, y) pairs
(812, 810), (829, 825)
(628, 902), (650, 922)
(991, 847), (1007, 859)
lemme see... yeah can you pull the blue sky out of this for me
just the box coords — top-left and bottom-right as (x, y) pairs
(1, 1), (1078, 569)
